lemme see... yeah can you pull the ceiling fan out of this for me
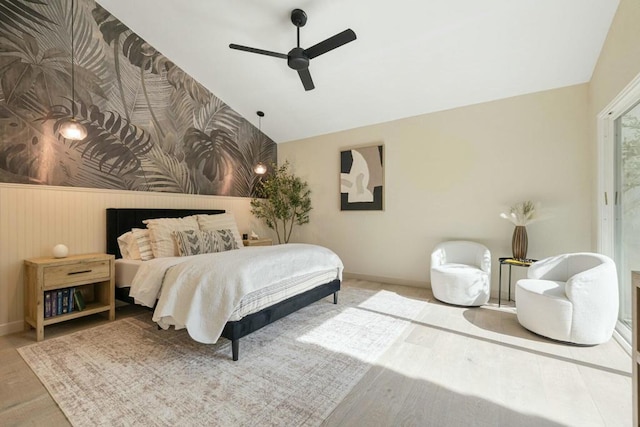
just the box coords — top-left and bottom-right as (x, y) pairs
(229, 8), (356, 91)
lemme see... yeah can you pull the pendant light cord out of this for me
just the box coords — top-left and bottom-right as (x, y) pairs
(70, 0), (76, 119)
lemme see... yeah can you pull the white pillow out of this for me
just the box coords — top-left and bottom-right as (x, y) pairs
(117, 231), (132, 259)
(195, 213), (243, 248)
(131, 228), (152, 261)
(143, 216), (199, 258)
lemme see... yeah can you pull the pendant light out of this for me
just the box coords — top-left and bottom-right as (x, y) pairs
(58, 0), (87, 141)
(253, 111), (267, 175)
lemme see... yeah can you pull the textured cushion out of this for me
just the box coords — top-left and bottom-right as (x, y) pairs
(143, 216), (199, 258)
(196, 213), (243, 249)
(212, 229), (239, 251)
(516, 279), (572, 342)
(173, 229), (239, 257)
(131, 228), (153, 261)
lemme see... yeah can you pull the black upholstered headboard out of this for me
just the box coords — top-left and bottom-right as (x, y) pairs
(106, 208), (225, 258)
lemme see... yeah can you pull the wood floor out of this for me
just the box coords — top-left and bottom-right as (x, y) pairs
(0, 279), (631, 426)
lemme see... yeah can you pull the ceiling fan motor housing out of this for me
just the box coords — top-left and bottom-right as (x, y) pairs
(287, 47), (309, 70)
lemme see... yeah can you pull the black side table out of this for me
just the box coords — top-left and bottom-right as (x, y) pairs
(498, 257), (537, 307)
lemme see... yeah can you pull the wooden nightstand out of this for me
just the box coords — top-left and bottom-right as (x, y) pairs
(24, 253), (115, 341)
(243, 238), (273, 247)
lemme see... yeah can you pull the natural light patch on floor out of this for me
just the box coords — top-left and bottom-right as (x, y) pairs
(295, 290), (426, 364)
(364, 296), (631, 426)
(300, 283), (631, 426)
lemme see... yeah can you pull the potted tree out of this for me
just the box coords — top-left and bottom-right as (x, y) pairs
(250, 162), (312, 244)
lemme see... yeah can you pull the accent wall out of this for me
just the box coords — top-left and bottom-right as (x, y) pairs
(0, 0), (276, 196)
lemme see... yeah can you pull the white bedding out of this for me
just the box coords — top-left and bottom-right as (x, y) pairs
(114, 259), (143, 288)
(130, 243), (343, 344)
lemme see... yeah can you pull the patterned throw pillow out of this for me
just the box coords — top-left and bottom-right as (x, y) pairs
(212, 229), (239, 252)
(173, 229), (239, 257)
(195, 213), (244, 249)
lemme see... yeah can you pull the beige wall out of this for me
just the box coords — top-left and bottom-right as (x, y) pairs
(279, 84), (592, 290)
(0, 184), (270, 335)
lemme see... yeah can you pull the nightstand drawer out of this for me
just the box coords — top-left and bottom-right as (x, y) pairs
(44, 260), (110, 288)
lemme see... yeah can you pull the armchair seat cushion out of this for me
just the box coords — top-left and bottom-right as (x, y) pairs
(516, 279), (573, 342)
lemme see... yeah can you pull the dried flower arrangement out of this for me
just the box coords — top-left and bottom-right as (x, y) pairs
(500, 201), (543, 226)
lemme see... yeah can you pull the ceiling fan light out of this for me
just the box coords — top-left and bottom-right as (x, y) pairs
(254, 162), (267, 175)
(59, 119), (88, 140)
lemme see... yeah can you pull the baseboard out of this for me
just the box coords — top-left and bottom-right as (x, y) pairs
(612, 328), (632, 356)
(0, 319), (25, 337)
(343, 272), (429, 289)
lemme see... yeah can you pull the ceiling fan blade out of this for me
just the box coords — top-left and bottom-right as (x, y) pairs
(297, 68), (315, 91)
(305, 29), (356, 59)
(229, 44), (288, 59)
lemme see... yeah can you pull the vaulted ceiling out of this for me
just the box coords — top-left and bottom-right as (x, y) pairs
(97, 0), (619, 143)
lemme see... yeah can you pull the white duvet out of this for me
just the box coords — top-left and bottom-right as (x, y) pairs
(129, 243), (343, 344)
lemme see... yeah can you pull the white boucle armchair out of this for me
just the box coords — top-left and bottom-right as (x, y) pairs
(430, 241), (491, 306)
(515, 253), (618, 345)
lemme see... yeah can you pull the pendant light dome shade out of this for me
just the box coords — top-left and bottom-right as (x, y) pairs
(253, 162), (267, 175)
(58, 0), (87, 141)
(59, 118), (87, 140)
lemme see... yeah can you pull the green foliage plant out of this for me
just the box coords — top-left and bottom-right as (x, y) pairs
(250, 162), (312, 244)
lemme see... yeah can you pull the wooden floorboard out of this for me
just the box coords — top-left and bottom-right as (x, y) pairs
(0, 279), (631, 426)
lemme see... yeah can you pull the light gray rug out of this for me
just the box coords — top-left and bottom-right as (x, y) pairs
(18, 287), (426, 426)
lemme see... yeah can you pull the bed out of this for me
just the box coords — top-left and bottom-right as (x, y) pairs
(106, 208), (341, 361)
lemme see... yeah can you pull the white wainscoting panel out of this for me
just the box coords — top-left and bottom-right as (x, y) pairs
(0, 183), (265, 336)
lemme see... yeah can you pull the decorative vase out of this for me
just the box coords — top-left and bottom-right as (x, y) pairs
(512, 226), (528, 260)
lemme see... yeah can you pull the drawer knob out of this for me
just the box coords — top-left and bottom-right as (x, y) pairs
(68, 269), (92, 275)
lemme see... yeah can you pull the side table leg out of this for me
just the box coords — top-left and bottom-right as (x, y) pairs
(508, 265), (512, 301)
(498, 263), (503, 307)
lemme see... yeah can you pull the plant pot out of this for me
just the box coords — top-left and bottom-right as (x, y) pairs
(512, 225), (528, 260)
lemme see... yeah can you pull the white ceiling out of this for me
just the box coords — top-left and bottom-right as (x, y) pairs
(96, 0), (619, 143)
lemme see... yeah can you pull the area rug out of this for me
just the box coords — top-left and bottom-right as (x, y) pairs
(18, 287), (426, 426)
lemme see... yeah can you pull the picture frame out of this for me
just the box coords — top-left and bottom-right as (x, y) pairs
(340, 144), (384, 211)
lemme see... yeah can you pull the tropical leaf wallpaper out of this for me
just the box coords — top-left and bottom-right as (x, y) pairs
(0, 0), (276, 196)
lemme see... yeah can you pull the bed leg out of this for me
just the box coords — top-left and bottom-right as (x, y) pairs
(333, 292), (338, 304)
(232, 339), (239, 361)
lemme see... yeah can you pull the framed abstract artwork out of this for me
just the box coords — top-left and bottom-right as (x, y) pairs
(340, 144), (384, 211)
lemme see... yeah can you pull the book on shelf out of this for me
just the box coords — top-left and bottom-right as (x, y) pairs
(57, 291), (63, 315)
(44, 291), (52, 318)
(62, 289), (69, 314)
(51, 290), (57, 317)
(69, 288), (74, 313)
(74, 288), (86, 311)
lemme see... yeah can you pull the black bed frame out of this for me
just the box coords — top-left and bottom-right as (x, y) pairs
(106, 208), (340, 361)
